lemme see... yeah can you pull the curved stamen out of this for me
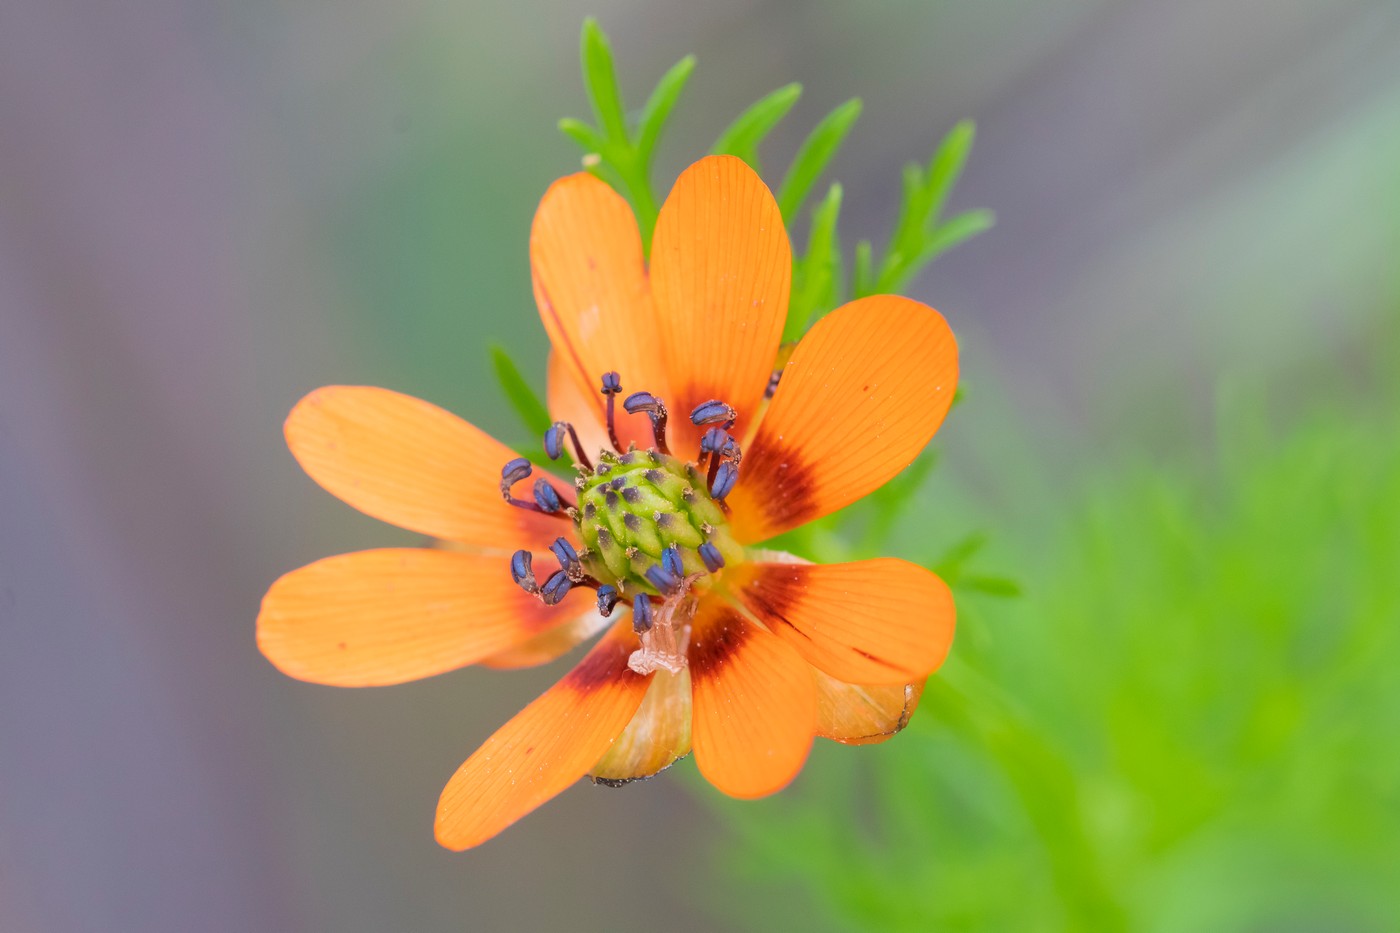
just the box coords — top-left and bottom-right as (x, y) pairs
(698, 542), (725, 573)
(510, 550), (538, 594)
(632, 594), (654, 633)
(623, 391), (670, 455)
(690, 399), (736, 431)
(499, 458), (569, 518)
(596, 584), (620, 617)
(539, 570), (572, 606)
(544, 421), (593, 471)
(600, 372), (623, 452)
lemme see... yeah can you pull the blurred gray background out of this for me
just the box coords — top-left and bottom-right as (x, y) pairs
(2, 0), (1398, 930)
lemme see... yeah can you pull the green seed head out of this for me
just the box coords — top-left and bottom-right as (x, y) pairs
(575, 449), (740, 594)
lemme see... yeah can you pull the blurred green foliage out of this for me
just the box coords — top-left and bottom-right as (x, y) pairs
(711, 333), (1400, 931)
(556, 19), (988, 339)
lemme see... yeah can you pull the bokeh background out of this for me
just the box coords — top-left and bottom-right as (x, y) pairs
(3, 0), (1399, 930)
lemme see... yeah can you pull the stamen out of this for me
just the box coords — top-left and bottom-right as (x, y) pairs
(500, 458), (567, 517)
(533, 478), (563, 513)
(544, 421), (593, 471)
(550, 537), (582, 581)
(700, 428), (741, 486)
(596, 584), (620, 617)
(632, 594), (654, 633)
(499, 457), (532, 496)
(710, 460), (739, 501)
(600, 372), (623, 452)
(766, 369), (782, 399)
(509, 550), (537, 594)
(699, 542), (725, 572)
(623, 391), (670, 455)
(690, 399), (736, 430)
(539, 571), (572, 606)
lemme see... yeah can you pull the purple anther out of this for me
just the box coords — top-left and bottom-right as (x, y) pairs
(500, 457), (532, 496)
(543, 423), (567, 460)
(632, 594), (654, 633)
(623, 392), (670, 454)
(690, 399), (736, 429)
(645, 563), (681, 597)
(623, 391), (660, 415)
(699, 427), (728, 455)
(621, 486), (641, 504)
(609, 476), (627, 490)
(510, 550), (538, 593)
(661, 545), (684, 578)
(699, 542), (725, 572)
(539, 571), (572, 606)
(710, 461), (739, 500)
(600, 372), (624, 452)
(533, 478), (563, 513)
(550, 537), (580, 579)
(596, 584), (620, 617)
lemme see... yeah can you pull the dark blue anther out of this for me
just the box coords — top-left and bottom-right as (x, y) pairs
(661, 545), (683, 579)
(543, 423), (566, 460)
(710, 460), (739, 500)
(623, 392), (670, 455)
(699, 542), (725, 573)
(621, 486), (641, 504)
(632, 594), (654, 633)
(539, 571), (572, 606)
(500, 457), (532, 494)
(690, 399), (736, 428)
(700, 427), (728, 454)
(623, 391), (660, 414)
(550, 537), (580, 578)
(533, 478), (563, 513)
(596, 584), (620, 617)
(609, 476), (627, 490)
(510, 550), (537, 593)
(600, 372), (622, 395)
(645, 563), (681, 597)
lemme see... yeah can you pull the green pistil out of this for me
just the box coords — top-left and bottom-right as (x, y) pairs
(575, 449), (742, 595)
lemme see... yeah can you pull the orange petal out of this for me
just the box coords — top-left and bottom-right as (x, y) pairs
(257, 548), (570, 687)
(530, 173), (664, 451)
(435, 621), (652, 850)
(589, 668), (692, 785)
(284, 386), (561, 549)
(688, 599), (816, 799)
(546, 351), (613, 464)
(478, 608), (612, 670)
(728, 558), (955, 685)
(650, 155), (791, 453)
(815, 672), (926, 745)
(727, 295), (958, 542)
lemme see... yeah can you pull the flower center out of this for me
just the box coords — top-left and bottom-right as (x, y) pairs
(499, 372), (747, 674)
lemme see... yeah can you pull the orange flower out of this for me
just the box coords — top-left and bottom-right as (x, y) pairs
(258, 155), (959, 850)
